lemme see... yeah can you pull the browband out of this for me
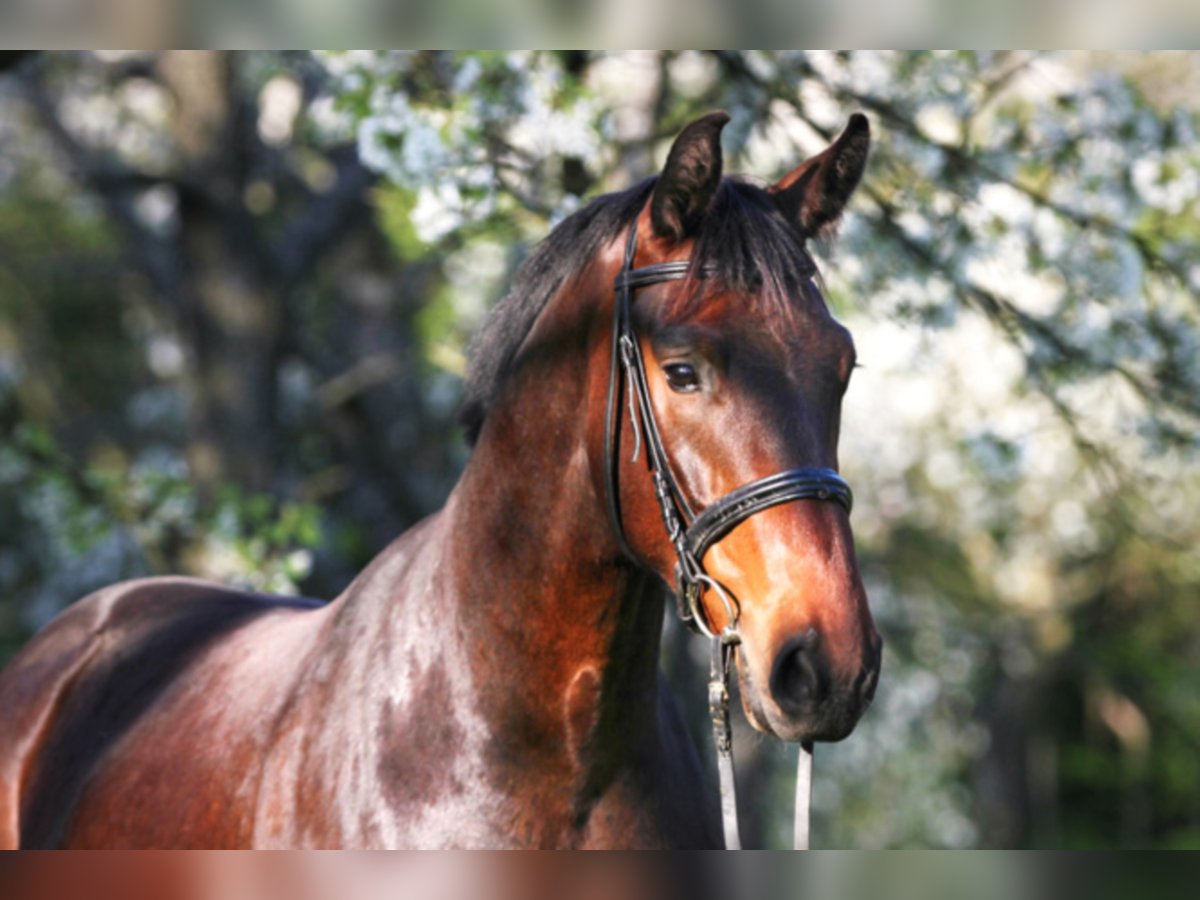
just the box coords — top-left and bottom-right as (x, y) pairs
(612, 260), (712, 291)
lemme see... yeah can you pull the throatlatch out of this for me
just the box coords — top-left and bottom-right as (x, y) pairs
(603, 221), (852, 850)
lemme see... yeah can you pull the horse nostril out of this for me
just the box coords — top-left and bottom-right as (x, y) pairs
(770, 628), (829, 713)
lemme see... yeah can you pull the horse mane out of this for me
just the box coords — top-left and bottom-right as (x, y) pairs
(459, 176), (818, 445)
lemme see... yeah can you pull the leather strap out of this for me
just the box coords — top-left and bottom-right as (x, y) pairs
(613, 259), (696, 291)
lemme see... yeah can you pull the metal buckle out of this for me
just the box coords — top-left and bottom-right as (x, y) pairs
(675, 577), (697, 629)
(708, 677), (732, 753)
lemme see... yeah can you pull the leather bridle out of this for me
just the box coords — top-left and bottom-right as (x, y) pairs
(603, 220), (853, 849)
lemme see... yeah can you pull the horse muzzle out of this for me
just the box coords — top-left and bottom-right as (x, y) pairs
(742, 623), (882, 743)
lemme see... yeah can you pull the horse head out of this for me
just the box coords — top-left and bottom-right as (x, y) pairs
(598, 112), (882, 744)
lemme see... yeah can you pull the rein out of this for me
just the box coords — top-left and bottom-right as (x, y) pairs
(603, 221), (852, 850)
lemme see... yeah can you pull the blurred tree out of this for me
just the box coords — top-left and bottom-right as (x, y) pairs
(0, 53), (36, 74)
(18, 51), (379, 491)
(0, 51), (1197, 849)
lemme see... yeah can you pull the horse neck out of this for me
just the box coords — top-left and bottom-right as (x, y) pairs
(442, 267), (667, 779)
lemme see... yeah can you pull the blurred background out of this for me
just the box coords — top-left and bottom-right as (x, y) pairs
(0, 50), (1197, 848)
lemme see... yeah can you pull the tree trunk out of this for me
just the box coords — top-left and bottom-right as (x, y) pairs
(159, 52), (284, 493)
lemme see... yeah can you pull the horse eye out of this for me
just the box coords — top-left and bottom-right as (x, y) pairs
(663, 362), (701, 392)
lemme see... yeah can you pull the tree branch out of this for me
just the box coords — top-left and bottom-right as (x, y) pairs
(707, 52), (1200, 444)
(775, 54), (1195, 292)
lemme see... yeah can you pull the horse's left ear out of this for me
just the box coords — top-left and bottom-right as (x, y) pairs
(771, 113), (870, 238)
(650, 111), (730, 243)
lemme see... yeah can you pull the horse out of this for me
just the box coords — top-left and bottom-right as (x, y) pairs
(0, 111), (881, 849)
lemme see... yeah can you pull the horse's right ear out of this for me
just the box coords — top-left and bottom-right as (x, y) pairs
(771, 114), (870, 239)
(650, 111), (729, 243)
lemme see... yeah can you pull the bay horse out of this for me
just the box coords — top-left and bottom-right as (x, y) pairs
(0, 112), (881, 849)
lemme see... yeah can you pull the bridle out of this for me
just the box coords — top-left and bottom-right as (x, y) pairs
(603, 220), (853, 850)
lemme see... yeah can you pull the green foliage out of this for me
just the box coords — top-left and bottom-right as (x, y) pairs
(0, 410), (325, 627)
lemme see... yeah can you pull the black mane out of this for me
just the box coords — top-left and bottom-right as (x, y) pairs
(459, 176), (817, 445)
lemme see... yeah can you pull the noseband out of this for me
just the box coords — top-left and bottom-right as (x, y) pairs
(603, 221), (853, 849)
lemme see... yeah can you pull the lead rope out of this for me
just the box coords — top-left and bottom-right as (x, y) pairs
(709, 630), (741, 849)
(795, 743), (813, 850)
(710, 633), (813, 850)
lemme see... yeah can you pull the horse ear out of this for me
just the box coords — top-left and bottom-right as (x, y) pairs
(771, 113), (870, 238)
(650, 111), (730, 243)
